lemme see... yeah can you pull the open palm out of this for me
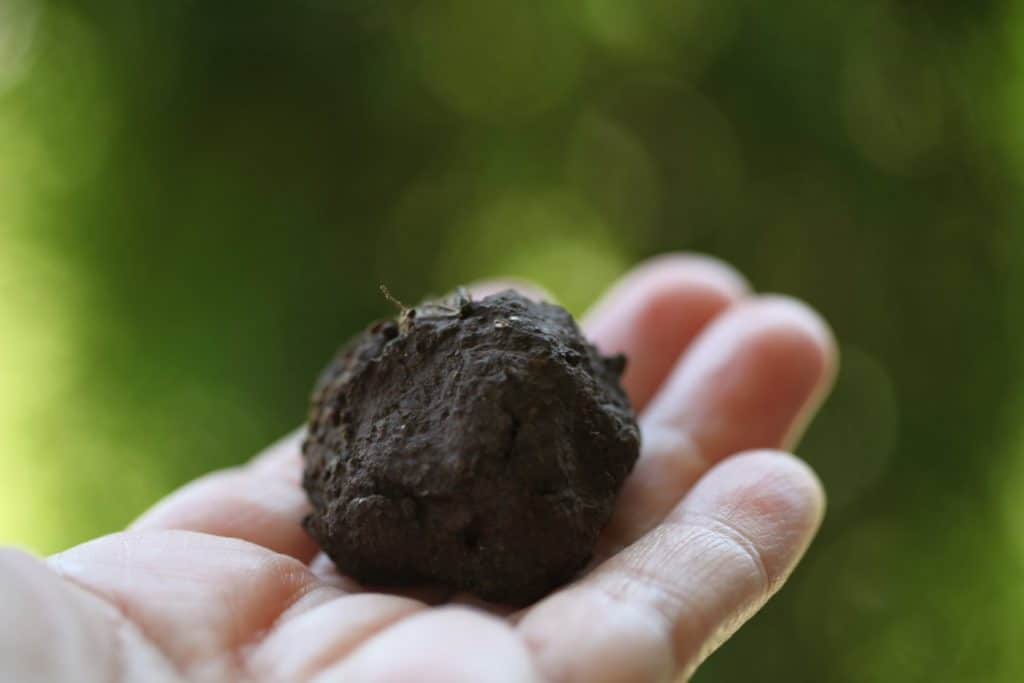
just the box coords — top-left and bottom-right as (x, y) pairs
(2, 255), (836, 682)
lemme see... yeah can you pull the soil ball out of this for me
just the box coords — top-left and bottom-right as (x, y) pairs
(302, 290), (640, 604)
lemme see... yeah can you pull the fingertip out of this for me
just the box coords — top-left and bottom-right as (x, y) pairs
(684, 449), (826, 578)
(737, 296), (838, 449)
(725, 450), (826, 523)
(623, 260), (749, 344)
(584, 253), (750, 410)
(642, 293), (837, 462)
(719, 296), (837, 424)
(250, 428), (305, 478)
(633, 252), (752, 299)
(747, 295), (838, 387)
(587, 253), (750, 334)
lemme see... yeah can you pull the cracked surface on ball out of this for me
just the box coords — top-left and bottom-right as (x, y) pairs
(302, 290), (640, 605)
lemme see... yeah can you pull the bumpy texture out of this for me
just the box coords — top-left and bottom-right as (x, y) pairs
(302, 290), (640, 605)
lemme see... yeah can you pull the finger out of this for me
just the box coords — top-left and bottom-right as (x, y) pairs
(519, 451), (825, 682)
(582, 253), (750, 411)
(251, 593), (427, 681)
(448, 591), (518, 618)
(307, 553), (365, 593)
(311, 606), (542, 683)
(1, 548), (128, 682)
(308, 552), (454, 606)
(607, 296), (836, 545)
(131, 429), (319, 561)
(49, 530), (340, 671)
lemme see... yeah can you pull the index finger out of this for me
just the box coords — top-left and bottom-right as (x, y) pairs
(518, 451), (825, 682)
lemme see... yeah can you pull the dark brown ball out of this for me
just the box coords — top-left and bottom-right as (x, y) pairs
(302, 290), (640, 605)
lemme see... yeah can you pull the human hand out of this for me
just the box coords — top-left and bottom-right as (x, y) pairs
(1, 254), (836, 682)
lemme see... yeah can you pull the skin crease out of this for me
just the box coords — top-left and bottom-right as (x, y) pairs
(0, 254), (837, 683)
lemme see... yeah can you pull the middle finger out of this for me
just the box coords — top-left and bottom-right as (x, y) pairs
(604, 296), (836, 547)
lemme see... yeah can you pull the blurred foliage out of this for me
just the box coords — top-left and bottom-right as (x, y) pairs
(0, 0), (1021, 680)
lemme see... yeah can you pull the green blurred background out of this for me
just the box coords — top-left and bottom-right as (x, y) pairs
(1, 1), (1022, 680)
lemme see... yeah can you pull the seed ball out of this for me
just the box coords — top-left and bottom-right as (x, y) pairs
(302, 290), (640, 605)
